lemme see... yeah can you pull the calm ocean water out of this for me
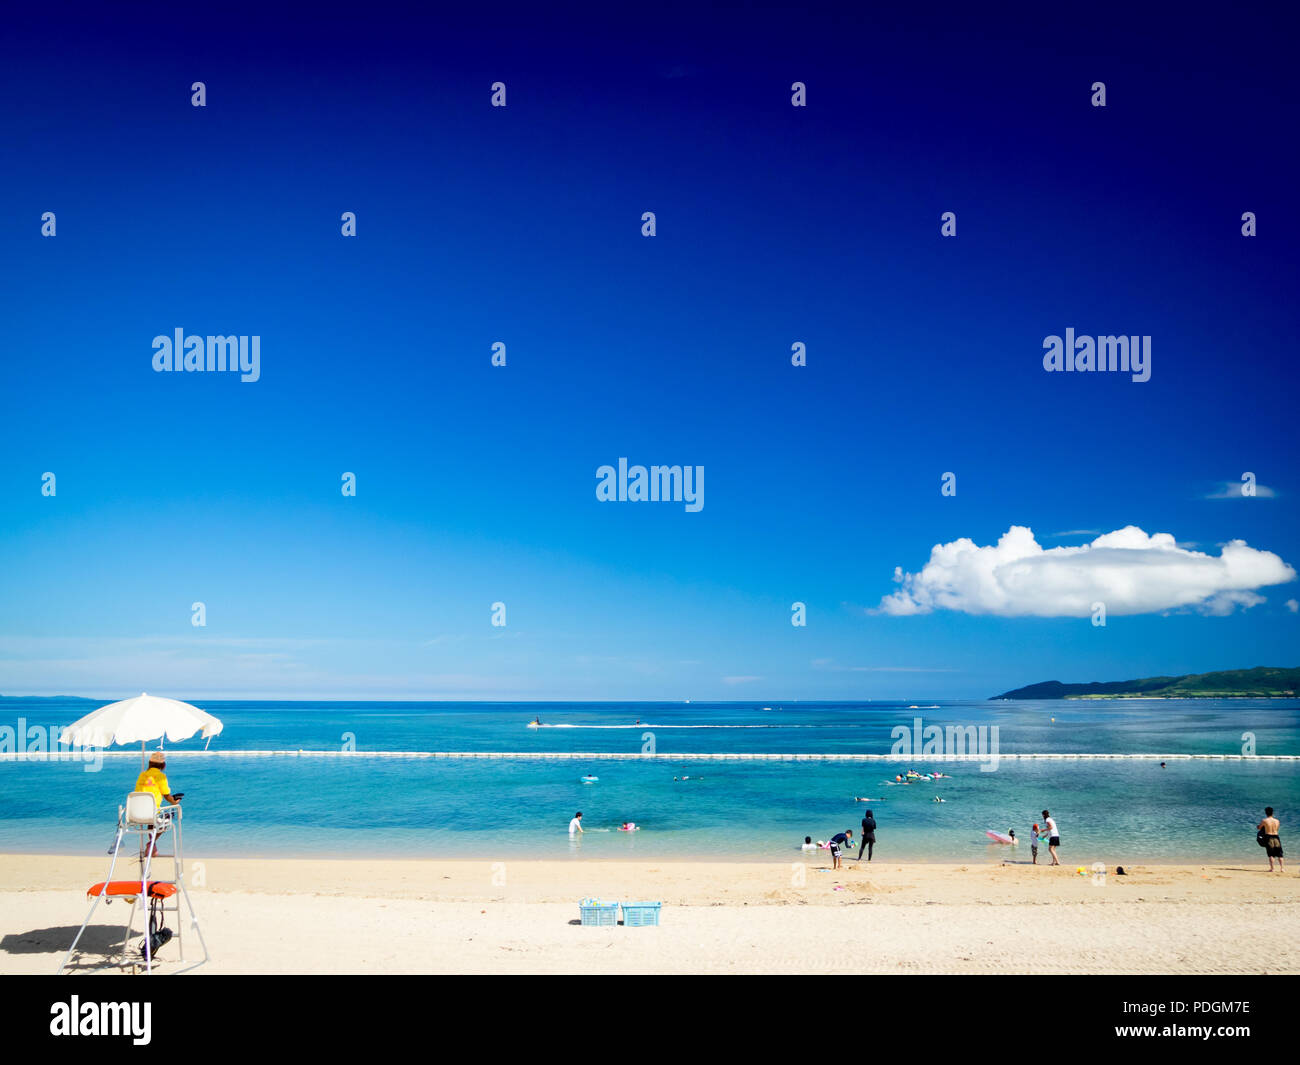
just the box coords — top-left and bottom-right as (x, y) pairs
(1, 698), (1296, 863)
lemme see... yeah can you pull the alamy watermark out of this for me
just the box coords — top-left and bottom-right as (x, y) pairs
(891, 715), (1000, 772)
(0, 718), (103, 771)
(152, 328), (261, 382)
(595, 459), (703, 512)
(1042, 329), (1150, 382)
(50, 996), (150, 1045)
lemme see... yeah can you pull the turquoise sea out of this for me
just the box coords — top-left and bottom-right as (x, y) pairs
(1, 698), (1296, 863)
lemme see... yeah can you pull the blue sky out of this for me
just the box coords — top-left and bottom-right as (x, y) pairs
(1, 3), (1297, 699)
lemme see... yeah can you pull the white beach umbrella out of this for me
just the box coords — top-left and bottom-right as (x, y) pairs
(59, 693), (223, 765)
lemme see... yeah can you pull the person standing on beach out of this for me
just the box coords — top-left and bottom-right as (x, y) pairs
(828, 829), (852, 869)
(569, 811), (583, 835)
(857, 809), (877, 861)
(1042, 810), (1060, 866)
(1257, 807), (1284, 872)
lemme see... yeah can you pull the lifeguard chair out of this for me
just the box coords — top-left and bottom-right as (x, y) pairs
(59, 790), (209, 974)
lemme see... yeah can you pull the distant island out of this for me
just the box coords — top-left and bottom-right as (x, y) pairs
(993, 666), (1299, 700)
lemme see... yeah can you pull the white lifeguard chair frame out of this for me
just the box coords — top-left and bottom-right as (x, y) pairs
(58, 791), (209, 974)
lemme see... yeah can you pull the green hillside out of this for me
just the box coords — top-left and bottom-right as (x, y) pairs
(993, 666), (1300, 700)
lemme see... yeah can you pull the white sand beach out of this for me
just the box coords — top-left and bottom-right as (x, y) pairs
(1, 855), (1296, 975)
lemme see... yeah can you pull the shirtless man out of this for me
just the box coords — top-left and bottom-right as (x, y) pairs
(1257, 807), (1284, 872)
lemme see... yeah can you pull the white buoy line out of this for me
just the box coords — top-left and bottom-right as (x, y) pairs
(2, 750), (1297, 762)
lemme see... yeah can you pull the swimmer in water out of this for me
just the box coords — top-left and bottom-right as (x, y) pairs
(933, 796), (945, 803)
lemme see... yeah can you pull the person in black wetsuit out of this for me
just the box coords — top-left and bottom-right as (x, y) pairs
(857, 808), (877, 861)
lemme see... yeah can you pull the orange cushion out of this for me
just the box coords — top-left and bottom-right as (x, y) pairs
(87, 881), (176, 899)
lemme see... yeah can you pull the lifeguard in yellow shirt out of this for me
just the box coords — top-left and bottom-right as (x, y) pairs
(134, 752), (182, 856)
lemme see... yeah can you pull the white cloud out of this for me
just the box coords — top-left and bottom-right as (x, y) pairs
(1287, 599), (1299, 613)
(722, 675), (763, 685)
(875, 525), (1295, 618)
(1205, 481), (1277, 499)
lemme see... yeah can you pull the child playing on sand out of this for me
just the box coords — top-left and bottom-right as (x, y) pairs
(1030, 823), (1040, 864)
(828, 829), (852, 869)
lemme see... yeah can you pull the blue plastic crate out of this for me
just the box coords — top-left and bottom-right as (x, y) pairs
(579, 898), (619, 926)
(620, 901), (662, 927)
